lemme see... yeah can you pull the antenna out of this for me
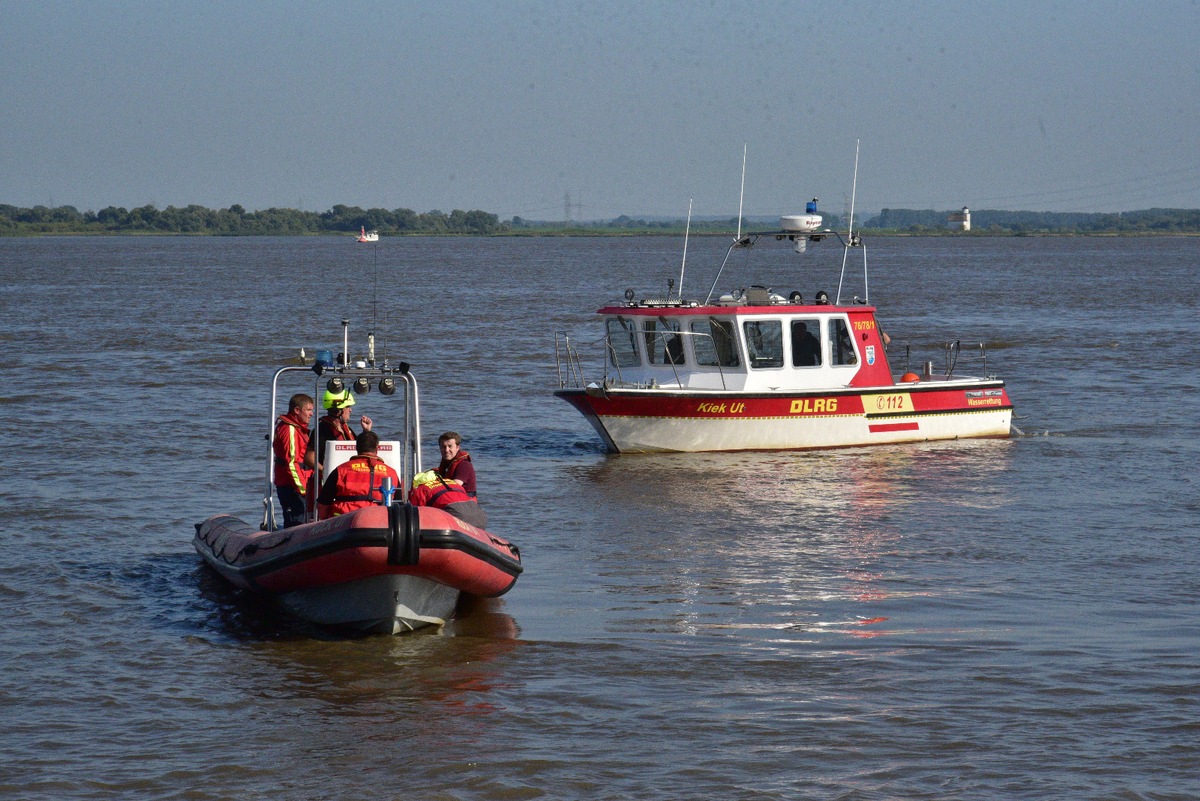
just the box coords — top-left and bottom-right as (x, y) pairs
(369, 236), (379, 365)
(704, 145), (749, 305)
(836, 140), (866, 306)
(736, 143), (747, 241)
(677, 199), (693, 299)
(848, 139), (860, 242)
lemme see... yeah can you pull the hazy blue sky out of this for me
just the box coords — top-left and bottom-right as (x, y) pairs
(4, 1), (1198, 219)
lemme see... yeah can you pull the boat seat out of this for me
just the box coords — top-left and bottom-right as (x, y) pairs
(324, 440), (404, 479)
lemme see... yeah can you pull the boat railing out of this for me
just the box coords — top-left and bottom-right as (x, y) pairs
(554, 332), (589, 389)
(602, 339), (631, 386)
(264, 359), (421, 531)
(556, 329), (731, 390)
(899, 340), (996, 381)
(556, 333), (580, 388)
(554, 331), (642, 389)
(642, 328), (731, 390)
(691, 329), (732, 390)
(943, 340), (995, 379)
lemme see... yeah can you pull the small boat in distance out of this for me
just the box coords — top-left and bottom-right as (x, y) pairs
(194, 322), (522, 634)
(357, 226), (379, 242)
(554, 197), (1014, 453)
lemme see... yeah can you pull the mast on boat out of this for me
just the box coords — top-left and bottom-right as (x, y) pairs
(701, 140), (868, 306)
(676, 199), (692, 300)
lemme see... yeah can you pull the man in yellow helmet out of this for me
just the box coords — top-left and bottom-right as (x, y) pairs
(312, 388), (373, 475)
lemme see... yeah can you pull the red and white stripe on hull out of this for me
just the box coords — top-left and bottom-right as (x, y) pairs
(557, 383), (1013, 453)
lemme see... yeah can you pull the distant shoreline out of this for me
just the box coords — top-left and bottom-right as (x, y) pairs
(4, 202), (1199, 237)
(5, 229), (1200, 238)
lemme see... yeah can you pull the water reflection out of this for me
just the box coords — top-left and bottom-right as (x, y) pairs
(562, 440), (1015, 644)
(571, 439), (1013, 516)
(187, 573), (525, 754)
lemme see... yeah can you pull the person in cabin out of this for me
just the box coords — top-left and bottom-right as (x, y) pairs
(815, 290), (831, 305)
(408, 470), (488, 529)
(273, 393), (315, 528)
(665, 332), (685, 365)
(434, 431), (477, 498)
(316, 430), (400, 518)
(835, 324), (859, 366)
(312, 388), (373, 474)
(791, 322), (821, 367)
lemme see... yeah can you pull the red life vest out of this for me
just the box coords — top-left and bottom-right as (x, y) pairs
(318, 455), (400, 516)
(314, 415), (357, 470)
(320, 414), (355, 442)
(409, 476), (487, 529)
(273, 413), (312, 493)
(435, 450), (476, 497)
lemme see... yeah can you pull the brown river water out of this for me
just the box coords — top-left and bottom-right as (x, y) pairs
(0, 234), (1197, 799)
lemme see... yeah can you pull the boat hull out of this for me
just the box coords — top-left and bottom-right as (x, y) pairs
(193, 504), (522, 633)
(557, 381), (1012, 453)
(277, 573), (461, 634)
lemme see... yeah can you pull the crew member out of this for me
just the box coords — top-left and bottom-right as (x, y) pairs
(312, 388), (373, 474)
(409, 470), (487, 529)
(316, 430), (400, 518)
(273, 393), (315, 527)
(434, 431), (477, 497)
(791, 321), (821, 367)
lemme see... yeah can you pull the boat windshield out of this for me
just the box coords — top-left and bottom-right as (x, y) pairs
(790, 318), (822, 367)
(744, 320), (783, 368)
(690, 318), (739, 367)
(606, 318), (640, 367)
(832, 318), (858, 366)
(643, 319), (683, 365)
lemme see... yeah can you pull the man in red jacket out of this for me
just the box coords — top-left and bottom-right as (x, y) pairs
(316, 430), (401, 518)
(273, 393), (315, 527)
(434, 431), (477, 498)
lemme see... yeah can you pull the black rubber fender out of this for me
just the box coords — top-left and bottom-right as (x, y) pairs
(387, 502), (421, 566)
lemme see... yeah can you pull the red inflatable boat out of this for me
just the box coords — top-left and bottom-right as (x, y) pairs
(195, 503), (522, 634)
(195, 321), (523, 634)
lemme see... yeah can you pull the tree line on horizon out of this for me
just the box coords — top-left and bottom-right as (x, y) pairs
(3, 202), (1200, 236)
(0, 203), (503, 236)
(869, 207), (1200, 234)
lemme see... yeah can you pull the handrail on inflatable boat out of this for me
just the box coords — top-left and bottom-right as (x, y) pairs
(262, 323), (423, 531)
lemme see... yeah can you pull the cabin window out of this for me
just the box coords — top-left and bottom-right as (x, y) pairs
(691, 319), (740, 367)
(743, 320), (783, 369)
(790, 318), (822, 367)
(832, 318), (858, 366)
(643, 319), (684, 365)
(606, 318), (640, 368)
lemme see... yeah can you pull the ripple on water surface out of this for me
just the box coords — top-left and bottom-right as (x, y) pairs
(1, 236), (1198, 800)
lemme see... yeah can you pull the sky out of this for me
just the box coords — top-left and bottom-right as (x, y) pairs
(4, 0), (1199, 220)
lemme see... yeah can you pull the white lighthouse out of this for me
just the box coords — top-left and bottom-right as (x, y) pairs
(948, 206), (971, 232)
